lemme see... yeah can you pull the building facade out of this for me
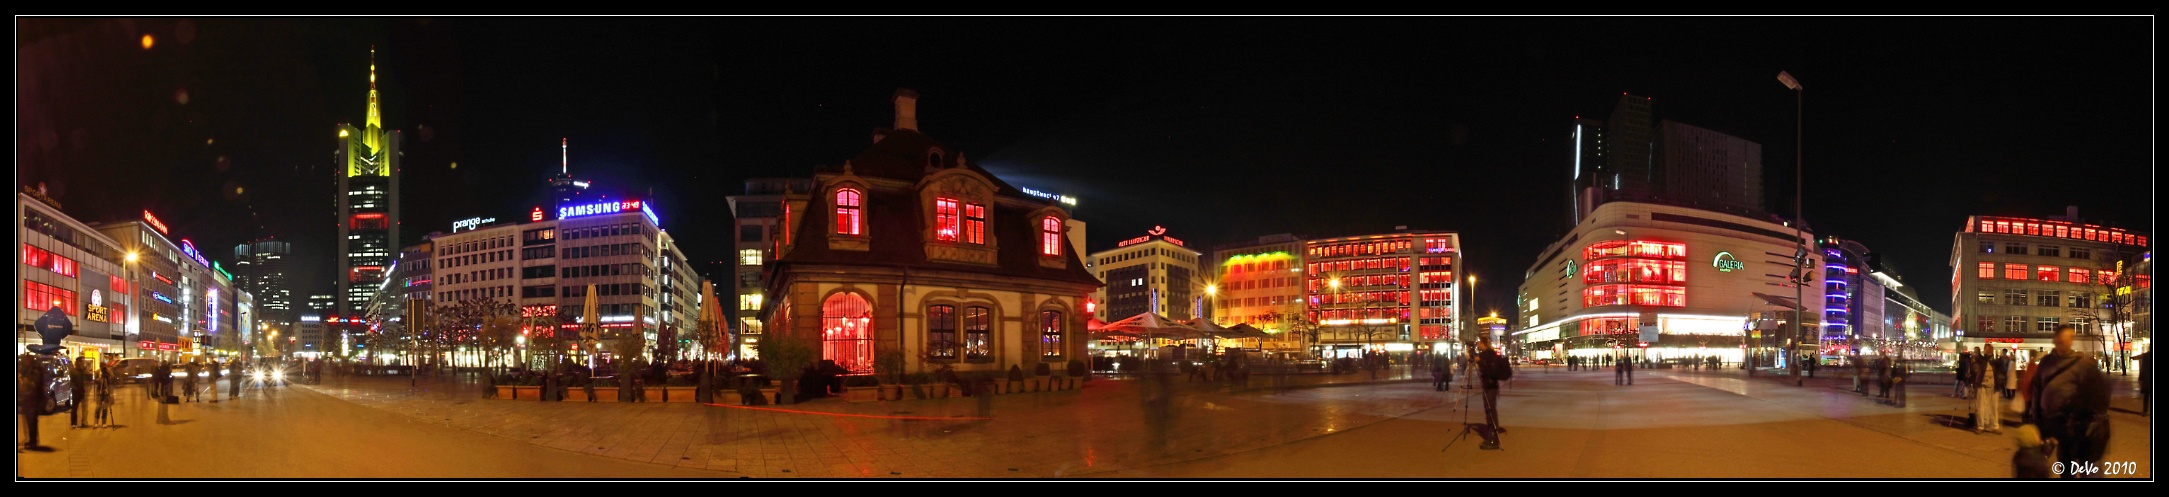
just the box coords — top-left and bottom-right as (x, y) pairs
(760, 89), (1100, 376)
(1087, 227), (1202, 321)
(336, 47), (403, 318)
(1209, 234), (1308, 352)
(1575, 93), (1769, 221)
(233, 239), (294, 327)
(1949, 210), (2149, 363)
(18, 191), (130, 357)
(727, 178), (814, 360)
(1303, 230), (1463, 358)
(92, 215), (249, 359)
(1514, 201), (1822, 365)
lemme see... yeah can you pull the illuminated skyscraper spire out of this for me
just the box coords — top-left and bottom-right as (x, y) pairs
(562, 137), (569, 175)
(364, 46), (383, 152)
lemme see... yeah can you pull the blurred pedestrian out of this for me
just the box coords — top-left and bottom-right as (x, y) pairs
(93, 364), (115, 427)
(1993, 349), (2012, 400)
(2024, 326), (2109, 478)
(20, 353), (46, 451)
(69, 353), (91, 428)
(227, 360), (241, 400)
(1613, 354), (1625, 385)
(1892, 359), (1909, 408)
(2136, 351), (2150, 416)
(1876, 356), (1892, 401)
(182, 361), (201, 403)
(1624, 354), (1635, 385)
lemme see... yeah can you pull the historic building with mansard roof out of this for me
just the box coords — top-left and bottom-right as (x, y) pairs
(760, 89), (1100, 376)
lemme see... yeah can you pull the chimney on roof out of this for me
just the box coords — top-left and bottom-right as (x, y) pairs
(893, 88), (919, 131)
(2066, 205), (2079, 222)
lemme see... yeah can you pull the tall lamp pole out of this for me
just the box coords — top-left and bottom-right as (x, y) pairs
(1779, 70), (1805, 387)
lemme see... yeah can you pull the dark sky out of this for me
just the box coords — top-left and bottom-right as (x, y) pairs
(18, 17), (2153, 317)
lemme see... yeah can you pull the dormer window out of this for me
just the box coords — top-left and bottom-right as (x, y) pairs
(935, 198), (960, 241)
(963, 203), (986, 244)
(1040, 217), (1062, 256)
(929, 152), (945, 169)
(834, 188), (862, 236)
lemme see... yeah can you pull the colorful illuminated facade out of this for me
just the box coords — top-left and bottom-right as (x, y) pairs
(1303, 230), (1463, 358)
(1087, 226), (1202, 321)
(336, 46), (403, 318)
(1948, 209), (2150, 359)
(1209, 234), (1307, 352)
(1514, 201), (1822, 365)
(761, 89), (1099, 376)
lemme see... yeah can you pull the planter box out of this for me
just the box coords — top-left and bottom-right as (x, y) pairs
(844, 387), (879, 403)
(573, 387), (621, 402)
(878, 384), (902, 401)
(498, 385), (540, 400)
(1035, 376), (1050, 392)
(758, 388), (779, 404)
(658, 386), (697, 403)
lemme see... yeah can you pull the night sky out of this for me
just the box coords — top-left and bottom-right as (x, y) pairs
(17, 17), (2153, 318)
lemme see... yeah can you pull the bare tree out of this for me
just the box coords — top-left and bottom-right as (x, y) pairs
(2069, 248), (2143, 375)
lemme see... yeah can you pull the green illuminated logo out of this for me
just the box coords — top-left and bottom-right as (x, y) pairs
(1564, 259), (1579, 278)
(1713, 252), (1745, 272)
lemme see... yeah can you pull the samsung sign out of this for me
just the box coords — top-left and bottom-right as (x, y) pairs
(1019, 187), (1077, 206)
(558, 199), (661, 226)
(452, 217), (497, 232)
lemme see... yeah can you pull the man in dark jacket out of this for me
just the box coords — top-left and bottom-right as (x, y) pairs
(1613, 353), (1625, 385)
(2025, 326), (2110, 478)
(1623, 353), (1635, 385)
(1955, 349), (1974, 399)
(1475, 338), (1511, 450)
(20, 353), (48, 451)
(69, 353), (91, 428)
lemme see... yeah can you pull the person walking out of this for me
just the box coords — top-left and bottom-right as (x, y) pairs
(1475, 338), (1512, 450)
(1992, 349), (2011, 400)
(583, 370), (598, 402)
(1624, 354), (1635, 385)
(182, 361), (201, 403)
(1876, 356), (1892, 401)
(208, 358), (223, 403)
(227, 359), (242, 401)
(1614, 353), (1625, 386)
(68, 353), (91, 428)
(20, 353), (46, 452)
(1431, 352), (1451, 391)
(1975, 352), (2002, 434)
(2024, 326), (2110, 478)
(93, 364), (115, 427)
(1892, 359), (1909, 407)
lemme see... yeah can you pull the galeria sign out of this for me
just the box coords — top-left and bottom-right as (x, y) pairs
(1712, 251), (1745, 272)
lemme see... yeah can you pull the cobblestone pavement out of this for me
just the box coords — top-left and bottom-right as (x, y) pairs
(1098, 366), (2151, 478)
(16, 379), (727, 478)
(18, 365), (2149, 478)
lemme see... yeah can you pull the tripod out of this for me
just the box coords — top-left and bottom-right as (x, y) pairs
(1442, 361), (1502, 451)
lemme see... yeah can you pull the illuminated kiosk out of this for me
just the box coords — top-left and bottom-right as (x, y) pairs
(760, 89), (1099, 377)
(1513, 201), (1823, 366)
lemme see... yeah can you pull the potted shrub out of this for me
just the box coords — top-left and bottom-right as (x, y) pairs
(1067, 359), (1088, 390)
(1033, 362), (1052, 392)
(876, 350), (906, 401)
(1006, 364), (1026, 394)
(842, 375), (880, 403)
(766, 338), (817, 405)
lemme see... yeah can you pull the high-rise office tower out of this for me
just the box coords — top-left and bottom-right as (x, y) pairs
(335, 46), (402, 317)
(233, 239), (294, 326)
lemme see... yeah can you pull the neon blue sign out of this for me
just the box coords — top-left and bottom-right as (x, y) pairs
(178, 239), (210, 268)
(151, 291), (174, 304)
(558, 198), (661, 227)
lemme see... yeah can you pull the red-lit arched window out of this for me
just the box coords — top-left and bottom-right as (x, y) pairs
(821, 292), (874, 374)
(834, 189), (862, 236)
(1040, 217), (1062, 256)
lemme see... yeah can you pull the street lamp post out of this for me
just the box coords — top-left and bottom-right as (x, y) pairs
(1779, 70), (1805, 387)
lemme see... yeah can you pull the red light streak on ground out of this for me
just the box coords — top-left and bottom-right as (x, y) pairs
(700, 403), (991, 420)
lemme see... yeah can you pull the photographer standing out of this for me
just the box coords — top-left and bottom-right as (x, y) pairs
(1476, 338), (1513, 450)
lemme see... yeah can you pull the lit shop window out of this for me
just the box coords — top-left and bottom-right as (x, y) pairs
(1583, 284), (1685, 307)
(834, 189), (862, 236)
(1582, 259), (1686, 285)
(926, 305), (957, 359)
(740, 249), (762, 266)
(1584, 240), (1686, 260)
(2004, 264), (2028, 280)
(1978, 262), (1997, 279)
(1040, 217), (1062, 256)
(1041, 310), (1064, 358)
(2036, 266), (2060, 282)
(934, 198), (960, 242)
(963, 204), (986, 245)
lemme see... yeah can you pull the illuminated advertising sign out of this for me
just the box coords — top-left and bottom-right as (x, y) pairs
(213, 261), (234, 281)
(1019, 187), (1078, 206)
(1713, 252), (1745, 272)
(558, 199), (661, 226)
(530, 207), (545, 221)
(152, 272), (174, 285)
(452, 217), (498, 232)
(178, 239), (210, 268)
(1117, 226), (1185, 248)
(207, 288), (219, 334)
(143, 210), (170, 235)
(151, 291), (174, 304)
(301, 315), (322, 322)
